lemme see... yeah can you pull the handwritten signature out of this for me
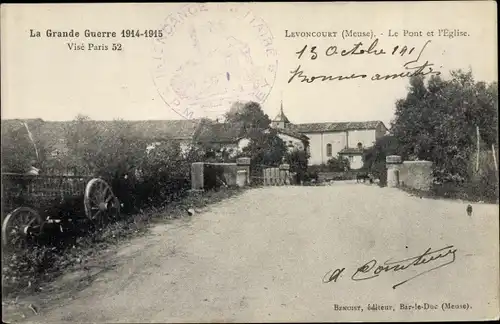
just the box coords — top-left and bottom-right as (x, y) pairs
(288, 38), (441, 83)
(322, 245), (457, 289)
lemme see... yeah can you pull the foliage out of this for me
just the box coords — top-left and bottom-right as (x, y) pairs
(326, 155), (351, 172)
(362, 135), (403, 186)
(285, 149), (310, 182)
(240, 128), (288, 169)
(1, 120), (48, 173)
(2, 115), (246, 297)
(364, 70), (498, 198)
(228, 101), (288, 170)
(200, 145), (237, 163)
(390, 70), (498, 184)
(43, 115), (205, 212)
(225, 101), (272, 136)
(303, 169), (319, 183)
(62, 116), (147, 177)
(2, 187), (245, 298)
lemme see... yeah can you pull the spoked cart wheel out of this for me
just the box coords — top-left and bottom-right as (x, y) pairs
(84, 178), (120, 227)
(2, 207), (43, 249)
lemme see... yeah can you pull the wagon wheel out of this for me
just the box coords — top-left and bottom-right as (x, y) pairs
(2, 207), (43, 249)
(84, 178), (120, 227)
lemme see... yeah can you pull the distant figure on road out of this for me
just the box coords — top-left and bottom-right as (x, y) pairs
(466, 204), (473, 217)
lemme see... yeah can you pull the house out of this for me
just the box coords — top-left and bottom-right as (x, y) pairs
(271, 104), (310, 152)
(1, 118), (209, 158)
(270, 106), (388, 168)
(337, 146), (365, 170)
(2, 111), (385, 170)
(126, 118), (207, 154)
(192, 104), (310, 156)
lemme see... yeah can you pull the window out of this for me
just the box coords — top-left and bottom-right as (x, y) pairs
(348, 156), (354, 162)
(326, 143), (332, 157)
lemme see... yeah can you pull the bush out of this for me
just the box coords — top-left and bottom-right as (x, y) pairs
(326, 155), (350, 172)
(285, 149), (309, 183)
(51, 116), (209, 213)
(303, 169), (319, 182)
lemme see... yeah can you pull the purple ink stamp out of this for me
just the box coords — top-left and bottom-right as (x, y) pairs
(152, 3), (278, 120)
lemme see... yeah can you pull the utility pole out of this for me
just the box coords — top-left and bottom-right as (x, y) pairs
(476, 125), (480, 172)
(492, 144), (498, 172)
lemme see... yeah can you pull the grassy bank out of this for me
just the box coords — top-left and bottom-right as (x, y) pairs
(1, 187), (246, 299)
(398, 183), (499, 204)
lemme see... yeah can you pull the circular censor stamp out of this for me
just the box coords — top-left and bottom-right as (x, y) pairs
(151, 3), (278, 120)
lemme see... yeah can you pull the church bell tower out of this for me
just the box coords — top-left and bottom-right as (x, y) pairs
(271, 97), (290, 129)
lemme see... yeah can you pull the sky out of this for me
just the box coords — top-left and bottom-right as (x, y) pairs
(2, 2), (497, 129)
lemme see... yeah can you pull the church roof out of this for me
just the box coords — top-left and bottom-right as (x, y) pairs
(289, 121), (386, 133)
(276, 128), (309, 141)
(272, 101), (290, 123)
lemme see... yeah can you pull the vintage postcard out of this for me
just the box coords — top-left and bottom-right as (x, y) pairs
(1, 1), (498, 323)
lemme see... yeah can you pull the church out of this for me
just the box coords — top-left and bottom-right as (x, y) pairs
(270, 104), (388, 168)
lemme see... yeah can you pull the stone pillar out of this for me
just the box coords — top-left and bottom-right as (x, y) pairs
(386, 155), (402, 188)
(236, 170), (247, 187)
(191, 162), (205, 190)
(237, 157), (251, 185)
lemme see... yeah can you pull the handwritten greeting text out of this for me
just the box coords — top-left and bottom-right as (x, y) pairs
(288, 38), (442, 84)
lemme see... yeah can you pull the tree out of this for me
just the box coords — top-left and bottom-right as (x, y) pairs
(225, 101), (272, 137)
(63, 116), (148, 177)
(241, 128), (287, 168)
(390, 70), (498, 183)
(362, 135), (403, 185)
(227, 101), (288, 170)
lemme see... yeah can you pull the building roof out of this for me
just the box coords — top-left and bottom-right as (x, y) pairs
(196, 122), (242, 144)
(1, 118), (206, 143)
(3, 118), (383, 148)
(126, 119), (205, 140)
(1, 119), (68, 147)
(289, 120), (386, 133)
(276, 127), (309, 141)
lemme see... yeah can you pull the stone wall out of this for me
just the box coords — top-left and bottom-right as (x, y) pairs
(386, 156), (434, 191)
(191, 158), (251, 191)
(208, 163), (238, 186)
(398, 161), (434, 191)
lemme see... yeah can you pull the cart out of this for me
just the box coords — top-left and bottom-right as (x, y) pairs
(1, 172), (120, 250)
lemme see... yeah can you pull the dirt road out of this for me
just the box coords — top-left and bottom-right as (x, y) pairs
(9, 184), (500, 322)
